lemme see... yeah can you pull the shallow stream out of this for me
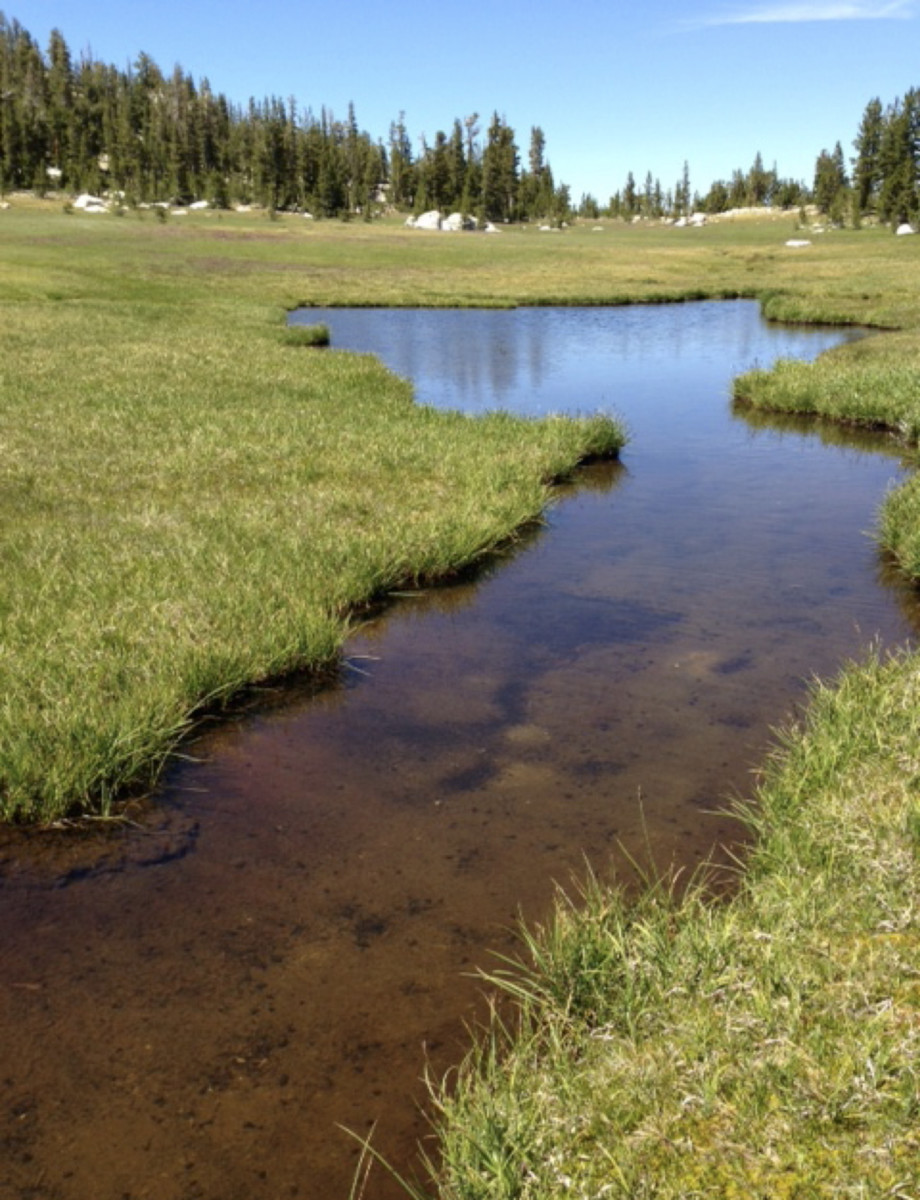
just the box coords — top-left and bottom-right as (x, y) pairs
(2, 301), (918, 1200)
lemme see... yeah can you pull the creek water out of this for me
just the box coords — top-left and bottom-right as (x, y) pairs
(2, 301), (919, 1200)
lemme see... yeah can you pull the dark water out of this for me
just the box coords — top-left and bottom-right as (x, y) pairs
(2, 302), (918, 1200)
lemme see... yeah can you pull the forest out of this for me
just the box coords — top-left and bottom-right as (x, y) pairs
(0, 12), (917, 226)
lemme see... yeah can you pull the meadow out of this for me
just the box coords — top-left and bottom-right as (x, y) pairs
(2, 199), (920, 1195)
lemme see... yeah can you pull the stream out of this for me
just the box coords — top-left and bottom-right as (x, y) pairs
(1, 301), (918, 1200)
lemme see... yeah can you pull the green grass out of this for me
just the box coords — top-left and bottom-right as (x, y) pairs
(0, 202), (626, 821)
(405, 650), (920, 1198)
(280, 320), (331, 346)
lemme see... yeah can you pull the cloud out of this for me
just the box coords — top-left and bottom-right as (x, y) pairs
(689, 0), (913, 26)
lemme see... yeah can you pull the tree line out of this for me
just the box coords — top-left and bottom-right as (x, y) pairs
(588, 90), (919, 227)
(0, 14), (916, 228)
(0, 14), (568, 222)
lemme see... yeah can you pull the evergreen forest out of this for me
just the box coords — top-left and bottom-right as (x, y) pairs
(0, 12), (917, 227)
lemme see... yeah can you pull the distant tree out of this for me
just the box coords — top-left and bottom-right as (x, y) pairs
(622, 171), (637, 217)
(578, 191), (599, 219)
(745, 151), (774, 205)
(877, 89), (920, 226)
(446, 119), (466, 210)
(481, 112), (518, 221)
(728, 168), (747, 208)
(813, 141), (849, 219)
(463, 112), (480, 162)
(772, 176), (806, 209)
(852, 96), (884, 215)
(703, 179), (729, 213)
(552, 182), (571, 223)
(387, 113), (414, 209)
(424, 130), (450, 211)
(46, 27), (74, 186)
(518, 125), (553, 220)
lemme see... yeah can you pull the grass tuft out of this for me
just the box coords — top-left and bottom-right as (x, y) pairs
(281, 321), (331, 347)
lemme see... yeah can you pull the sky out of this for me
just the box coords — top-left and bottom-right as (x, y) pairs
(8, 0), (918, 203)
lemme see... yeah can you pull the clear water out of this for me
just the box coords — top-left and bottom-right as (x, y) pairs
(2, 301), (916, 1200)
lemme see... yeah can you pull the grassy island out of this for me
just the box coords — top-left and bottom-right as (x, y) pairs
(2, 201), (920, 1195)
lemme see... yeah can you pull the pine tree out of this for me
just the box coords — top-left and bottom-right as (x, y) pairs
(387, 113), (413, 210)
(877, 90), (920, 227)
(853, 97), (884, 215)
(446, 118), (465, 211)
(481, 112), (518, 222)
(622, 171), (637, 217)
(813, 141), (849, 220)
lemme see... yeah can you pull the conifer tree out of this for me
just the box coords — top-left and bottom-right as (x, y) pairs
(622, 171), (637, 217)
(877, 90), (920, 226)
(853, 97), (884, 215)
(481, 112), (518, 222)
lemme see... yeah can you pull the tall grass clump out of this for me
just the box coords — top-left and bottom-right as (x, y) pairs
(281, 321), (331, 347)
(403, 649), (920, 1198)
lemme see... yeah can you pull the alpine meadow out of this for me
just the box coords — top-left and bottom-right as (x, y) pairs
(3, 11), (920, 1199)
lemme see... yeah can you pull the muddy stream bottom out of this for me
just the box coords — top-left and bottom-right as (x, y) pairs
(3, 304), (919, 1200)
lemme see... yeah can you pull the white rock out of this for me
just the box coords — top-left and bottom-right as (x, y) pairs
(73, 193), (106, 210)
(785, 239), (812, 248)
(235, 204), (252, 213)
(483, 222), (501, 234)
(674, 217), (687, 228)
(302, 211), (315, 220)
(189, 199), (209, 210)
(896, 223), (916, 236)
(442, 212), (470, 232)
(414, 210), (442, 230)
(0, 201), (10, 210)
(689, 212), (707, 226)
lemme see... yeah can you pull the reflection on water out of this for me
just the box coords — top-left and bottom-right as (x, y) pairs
(2, 303), (918, 1200)
(294, 302), (795, 421)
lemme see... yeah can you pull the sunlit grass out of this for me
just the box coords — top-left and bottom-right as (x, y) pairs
(0, 207), (625, 821)
(406, 651), (920, 1198)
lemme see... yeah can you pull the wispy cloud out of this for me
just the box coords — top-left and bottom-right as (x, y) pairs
(688, 0), (914, 26)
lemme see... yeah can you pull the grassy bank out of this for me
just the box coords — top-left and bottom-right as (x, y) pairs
(0, 203), (627, 821)
(734, 326), (920, 579)
(405, 648), (920, 1198)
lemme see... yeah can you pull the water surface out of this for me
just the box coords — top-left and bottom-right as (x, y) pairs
(2, 302), (917, 1200)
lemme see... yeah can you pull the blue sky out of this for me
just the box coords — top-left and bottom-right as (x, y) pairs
(9, 0), (917, 203)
